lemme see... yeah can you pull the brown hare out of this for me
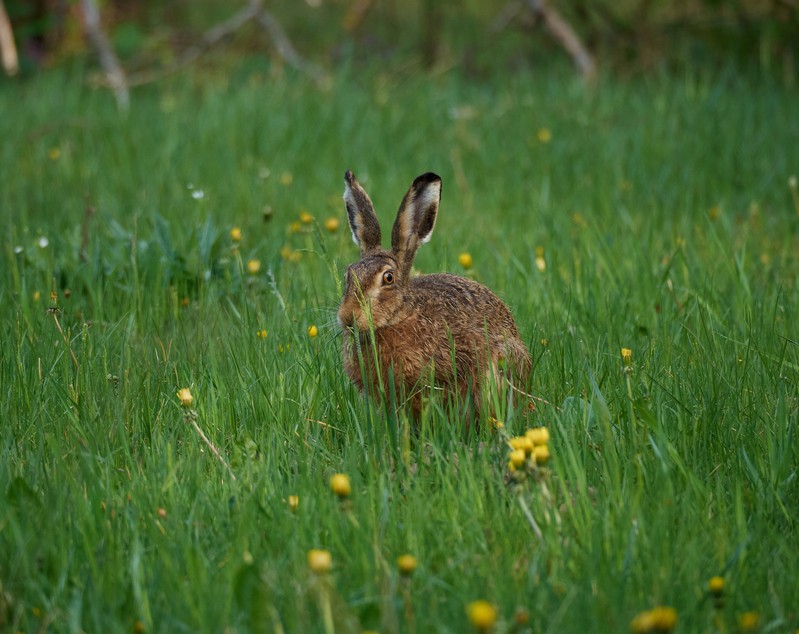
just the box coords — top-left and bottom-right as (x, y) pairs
(337, 170), (531, 421)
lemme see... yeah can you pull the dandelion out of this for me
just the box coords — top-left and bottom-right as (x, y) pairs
(48, 147), (61, 160)
(37, 236), (49, 248)
(280, 172), (294, 186)
(532, 444), (550, 466)
(459, 252), (473, 269)
(246, 259), (261, 274)
(191, 190), (205, 200)
(256, 329), (268, 339)
(330, 473), (351, 498)
(230, 227), (242, 242)
(324, 217), (340, 232)
(526, 427), (550, 446)
(467, 600), (497, 631)
(299, 210), (314, 224)
(177, 388), (193, 408)
(307, 549), (333, 575)
(535, 246), (546, 272)
(537, 127), (552, 143)
(708, 576), (724, 596)
(621, 347), (633, 365)
(509, 436), (533, 454)
(288, 495), (299, 512)
(308, 325), (318, 338)
(631, 606), (677, 633)
(509, 449), (527, 469)
(33, 290), (41, 302)
(738, 612), (759, 631)
(289, 221), (302, 234)
(397, 554), (418, 576)
(488, 417), (504, 430)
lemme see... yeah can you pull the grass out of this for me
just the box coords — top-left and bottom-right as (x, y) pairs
(1, 60), (798, 633)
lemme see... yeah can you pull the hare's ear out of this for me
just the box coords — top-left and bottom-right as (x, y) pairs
(343, 170), (382, 255)
(391, 172), (441, 279)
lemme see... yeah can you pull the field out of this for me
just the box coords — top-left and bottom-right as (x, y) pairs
(1, 62), (798, 633)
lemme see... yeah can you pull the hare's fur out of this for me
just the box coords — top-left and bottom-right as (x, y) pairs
(337, 171), (530, 420)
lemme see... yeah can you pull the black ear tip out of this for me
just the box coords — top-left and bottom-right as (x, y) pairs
(344, 170), (355, 184)
(414, 172), (442, 187)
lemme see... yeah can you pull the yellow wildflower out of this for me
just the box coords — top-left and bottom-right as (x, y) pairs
(467, 600), (497, 631)
(739, 612), (759, 631)
(708, 576), (724, 596)
(299, 210), (314, 224)
(526, 427), (550, 446)
(509, 436), (533, 454)
(307, 549), (332, 574)
(280, 171), (293, 186)
(288, 495), (299, 512)
(532, 444), (550, 466)
(330, 473), (351, 498)
(537, 128), (552, 143)
(230, 227), (242, 242)
(246, 259), (261, 274)
(459, 252), (473, 269)
(49, 147), (61, 160)
(256, 329), (268, 339)
(308, 325), (318, 338)
(324, 217), (340, 232)
(621, 348), (633, 365)
(509, 449), (526, 469)
(397, 554), (418, 576)
(177, 388), (193, 408)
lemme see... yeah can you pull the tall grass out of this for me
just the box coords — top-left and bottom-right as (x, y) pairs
(1, 62), (797, 632)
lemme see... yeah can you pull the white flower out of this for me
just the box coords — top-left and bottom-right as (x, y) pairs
(37, 237), (49, 248)
(191, 190), (205, 200)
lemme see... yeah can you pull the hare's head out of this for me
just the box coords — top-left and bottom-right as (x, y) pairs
(337, 170), (441, 332)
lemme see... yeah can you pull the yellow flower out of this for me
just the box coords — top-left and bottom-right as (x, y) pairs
(509, 449), (526, 469)
(256, 329), (268, 339)
(488, 417), (504, 430)
(526, 427), (550, 446)
(246, 259), (261, 274)
(330, 473), (351, 498)
(288, 495), (299, 512)
(230, 227), (242, 242)
(397, 554), (418, 576)
(299, 210), (314, 224)
(535, 256), (546, 272)
(532, 444), (550, 466)
(48, 147), (61, 160)
(708, 576), (724, 595)
(509, 436), (533, 455)
(537, 127), (552, 143)
(739, 612), (759, 631)
(280, 171), (294, 186)
(289, 221), (302, 234)
(459, 252), (473, 269)
(33, 290), (41, 302)
(631, 607), (677, 633)
(307, 549), (332, 574)
(621, 348), (633, 365)
(467, 600), (497, 631)
(324, 217), (340, 232)
(308, 325), (318, 338)
(177, 388), (193, 407)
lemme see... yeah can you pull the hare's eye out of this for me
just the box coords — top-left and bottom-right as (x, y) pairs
(382, 271), (394, 285)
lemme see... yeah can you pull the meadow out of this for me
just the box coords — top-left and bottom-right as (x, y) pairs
(1, 61), (798, 633)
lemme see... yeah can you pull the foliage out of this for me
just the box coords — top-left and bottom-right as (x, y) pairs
(1, 62), (798, 632)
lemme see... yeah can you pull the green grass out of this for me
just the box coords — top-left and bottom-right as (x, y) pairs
(1, 61), (798, 633)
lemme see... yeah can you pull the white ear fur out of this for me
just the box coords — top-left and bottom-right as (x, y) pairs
(415, 180), (441, 244)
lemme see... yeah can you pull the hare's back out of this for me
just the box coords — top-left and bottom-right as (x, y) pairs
(409, 273), (522, 335)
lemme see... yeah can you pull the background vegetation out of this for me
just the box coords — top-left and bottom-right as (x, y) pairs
(1, 1), (798, 633)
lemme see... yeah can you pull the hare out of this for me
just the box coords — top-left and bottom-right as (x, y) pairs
(337, 170), (531, 421)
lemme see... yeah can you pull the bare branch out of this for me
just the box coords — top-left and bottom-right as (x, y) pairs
(0, 0), (19, 75)
(81, 0), (129, 110)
